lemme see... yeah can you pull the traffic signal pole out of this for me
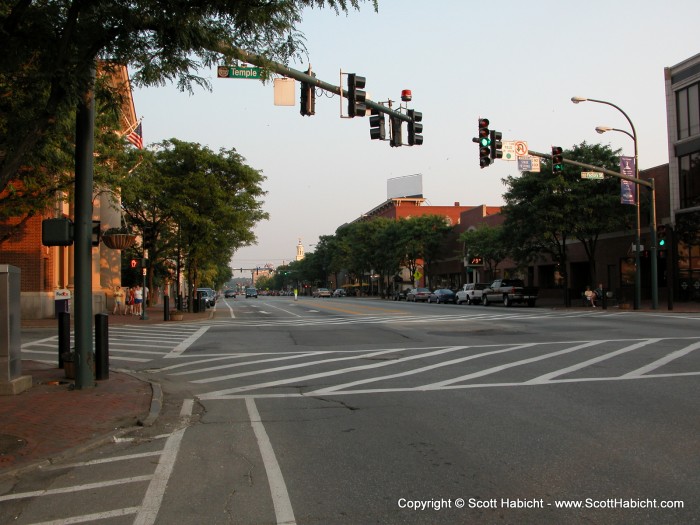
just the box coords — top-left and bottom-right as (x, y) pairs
(226, 47), (413, 124)
(528, 149), (658, 309)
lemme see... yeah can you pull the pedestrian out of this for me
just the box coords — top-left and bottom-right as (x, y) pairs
(127, 287), (135, 315)
(113, 285), (125, 315)
(134, 285), (143, 316)
(584, 285), (596, 307)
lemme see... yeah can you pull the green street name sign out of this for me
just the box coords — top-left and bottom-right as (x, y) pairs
(581, 171), (605, 180)
(217, 66), (263, 79)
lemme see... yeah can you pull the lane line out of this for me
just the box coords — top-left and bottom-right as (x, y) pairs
(621, 340), (700, 377)
(246, 398), (297, 525)
(164, 326), (211, 358)
(526, 339), (659, 384)
(133, 399), (193, 525)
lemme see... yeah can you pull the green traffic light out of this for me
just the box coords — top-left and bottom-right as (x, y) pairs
(480, 137), (491, 147)
(659, 239), (666, 247)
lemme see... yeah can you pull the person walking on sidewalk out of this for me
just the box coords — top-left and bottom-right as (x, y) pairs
(134, 285), (143, 316)
(113, 285), (125, 315)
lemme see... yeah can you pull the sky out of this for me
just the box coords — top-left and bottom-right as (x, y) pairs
(131, 0), (700, 275)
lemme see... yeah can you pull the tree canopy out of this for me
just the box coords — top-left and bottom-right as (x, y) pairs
(0, 0), (378, 192)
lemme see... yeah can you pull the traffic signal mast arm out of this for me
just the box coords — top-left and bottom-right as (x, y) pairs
(228, 47), (413, 124)
(528, 148), (659, 302)
(526, 149), (653, 189)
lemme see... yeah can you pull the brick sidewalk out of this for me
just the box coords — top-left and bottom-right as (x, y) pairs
(0, 360), (153, 479)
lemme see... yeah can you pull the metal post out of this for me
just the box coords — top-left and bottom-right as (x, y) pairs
(649, 179), (658, 309)
(73, 65), (96, 389)
(94, 313), (109, 380)
(57, 311), (70, 368)
(164, 295), (170, 321)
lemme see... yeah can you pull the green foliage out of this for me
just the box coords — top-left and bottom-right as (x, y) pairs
(502, 141), (634, 286)
(119, 138), (268, 291)
(0, 0), (377, 191)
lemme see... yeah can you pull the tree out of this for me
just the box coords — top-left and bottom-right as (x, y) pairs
(119, 139), (268, 306)
(0, 0), (378, 193)
(459, 224), (508, 281)
(502, 141), (633, 304)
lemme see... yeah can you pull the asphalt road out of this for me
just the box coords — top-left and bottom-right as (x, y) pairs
(11, 297), (700, 524)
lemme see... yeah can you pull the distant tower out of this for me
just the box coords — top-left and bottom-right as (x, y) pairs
(296, 238), (305, 261)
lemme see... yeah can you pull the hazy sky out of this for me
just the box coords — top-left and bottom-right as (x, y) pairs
(132, 0), (700, 274)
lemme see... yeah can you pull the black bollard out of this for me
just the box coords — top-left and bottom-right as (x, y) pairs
(58, 311), (70, 368)
(164, 295), (170, 321)
(95, 313), (109, 380)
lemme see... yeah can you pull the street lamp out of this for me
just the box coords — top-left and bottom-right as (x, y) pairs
(572, 96), (642, 310)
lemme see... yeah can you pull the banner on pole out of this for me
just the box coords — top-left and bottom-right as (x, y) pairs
(620, 156), (636, 205)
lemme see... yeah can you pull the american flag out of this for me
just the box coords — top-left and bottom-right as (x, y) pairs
(126, 122), (143, 149)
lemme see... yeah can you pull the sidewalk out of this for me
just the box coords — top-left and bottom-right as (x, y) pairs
(0, 305), (210, 480)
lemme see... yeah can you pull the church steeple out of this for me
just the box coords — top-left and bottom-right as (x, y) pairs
(295, 238), (305, 261)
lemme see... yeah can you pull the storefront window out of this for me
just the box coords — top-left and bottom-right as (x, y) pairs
(679, 152), (700, 209)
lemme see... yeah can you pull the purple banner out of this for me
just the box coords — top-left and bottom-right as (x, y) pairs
(620, 156), (636, 205)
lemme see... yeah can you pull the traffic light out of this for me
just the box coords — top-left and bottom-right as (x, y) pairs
(390, 116), (403, 147)
(300, 82), (315, 116)
(477, 118), (491, 168)
(407, 109), (423, 146)
(300, 67), (316, 116)
(369, 108), (386, 140)
(657, 224), (668, 249)
(551, 146), (564, 173)
(347, 74), (366, 117)
(490, 129), (502, 160)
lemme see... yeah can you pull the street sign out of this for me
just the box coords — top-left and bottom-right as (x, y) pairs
(581, 172), (604, 180)
(501, 141), (517, 161)
(217, 66), (263, 79)
(514, 140), (528, 157)
(517, 157), (532, 171)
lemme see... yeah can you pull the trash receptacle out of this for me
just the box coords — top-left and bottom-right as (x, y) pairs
(198, 291), (206, 312)
(54, 289), (71, 318)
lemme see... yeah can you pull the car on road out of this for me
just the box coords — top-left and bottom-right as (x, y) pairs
(313, 288), (332, 298)
(427, 288), (457, 304)
(456, 283), (489, 305)
(406, 287), (431, 302)
(245, 287), (258, 298)
(224, 289), (236, 298)
(332, 288), (346, 297)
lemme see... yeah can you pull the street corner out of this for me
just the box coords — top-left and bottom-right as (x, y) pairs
(0, 361), (153, 477)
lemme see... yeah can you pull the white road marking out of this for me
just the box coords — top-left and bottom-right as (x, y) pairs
(164, 326), (211, 358)
(621, 340), (700, 377)
(132, 399), (193, 525)
(246, 398), (296, 525)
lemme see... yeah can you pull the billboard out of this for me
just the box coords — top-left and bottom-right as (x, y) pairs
(387, 174), (423, 200)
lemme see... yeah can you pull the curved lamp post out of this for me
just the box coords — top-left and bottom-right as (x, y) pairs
(572, 96), (642, 310)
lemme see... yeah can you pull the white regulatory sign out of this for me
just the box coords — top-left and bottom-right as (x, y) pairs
(514, 141), (528, 157)
(501, 141), (516, 161)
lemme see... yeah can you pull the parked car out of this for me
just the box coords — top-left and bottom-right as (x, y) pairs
(406, 287), (431, 302)
(482, 279), (538, 307)
(245, 287), (258, 298)
(313, 288), (332, 298)
(332, 288), (346, 297)
(393, 288), (410, 301)
(456, 283), (489, 305)
(428, 288), (457, 304)
(224, 289), (236, 298)
(196, 287), (216, 307)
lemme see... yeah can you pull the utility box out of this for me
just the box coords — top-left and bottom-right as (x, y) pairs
(54, 289), (71, 318)
(0, 265), (32, 395)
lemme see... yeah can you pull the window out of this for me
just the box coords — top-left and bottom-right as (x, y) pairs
(677, 82), (700, 140)
(679, 152), (700, 208)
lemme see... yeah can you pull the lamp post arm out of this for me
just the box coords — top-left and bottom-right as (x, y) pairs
(587, 98), (637, 143)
